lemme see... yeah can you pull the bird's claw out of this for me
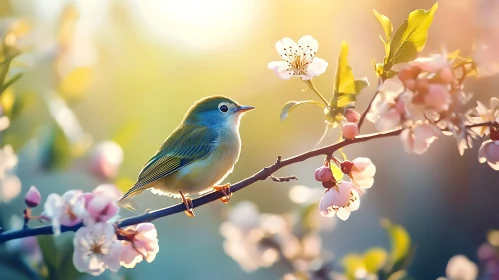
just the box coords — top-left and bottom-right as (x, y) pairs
(179, 191), (195, 218)
(213, 183), (232, 203)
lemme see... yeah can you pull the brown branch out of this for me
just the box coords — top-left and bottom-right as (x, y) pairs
(0, 121), (497, 242)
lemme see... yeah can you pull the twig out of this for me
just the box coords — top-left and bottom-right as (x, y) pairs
(357, 76), (384, 130)
(0, 121), (496, 242)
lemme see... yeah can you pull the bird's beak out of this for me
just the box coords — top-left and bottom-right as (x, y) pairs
(238, 105), (255, 112)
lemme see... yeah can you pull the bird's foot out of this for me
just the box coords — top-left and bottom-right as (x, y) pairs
(179, 191), (195, 218)
(212, 183), (232, 203)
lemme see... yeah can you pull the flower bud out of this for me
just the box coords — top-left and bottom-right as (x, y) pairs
(340, 160), (353, 174)
(315, 166), (333, 182)
(342, 122), (359, 140)
(321, 180), (335, 189)
(397, 68), (415, 82)
(25, 186), (41, 208)
(415, 78), (430, 92)
(403, 79), (416, 91)
(345, 109), (360, 123)
(88, 141), (124, 179)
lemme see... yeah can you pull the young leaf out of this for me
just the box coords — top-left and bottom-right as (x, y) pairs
(363, 247), (388, 273)
(330, 162), (344, 181)
(373, 9), (393, 64)
(334, 42), (356, 95)
(386, 2), (439, 70)
(280, 100), (325, 122)
(373, 9), (393, 42)
(381, 219), (411, 264)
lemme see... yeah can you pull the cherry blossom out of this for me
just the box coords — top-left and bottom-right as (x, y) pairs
(401, 123), (441, 155)
(89, 141), (124, 179)
(341, 157), (376, 188)
(0, 145), (21, 203)
(478, 139), (499, 170)
(82, 184), (122, 225)
(42, 190), (86, 236)
(410, 52), (450, 73)
(73, 223), (122, 276)
(437, 255), (478, 280)
(25, 186), (41, 208)
(268, 35), (328, 80)
(319, 181), (361, 220)
(118, 223), (159, 268)
(469, 97), (499, 136)
(424, 84), (451, 112)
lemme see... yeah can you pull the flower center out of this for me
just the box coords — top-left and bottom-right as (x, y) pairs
(281, 45), (316, 76)
(91, 242), (103, 254)
(65, 205), (78, 221)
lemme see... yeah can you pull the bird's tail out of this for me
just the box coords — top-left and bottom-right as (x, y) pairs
(117, 187), (143, 212)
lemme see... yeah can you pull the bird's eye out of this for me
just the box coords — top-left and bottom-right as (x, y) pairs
(219, 105), (229, 113)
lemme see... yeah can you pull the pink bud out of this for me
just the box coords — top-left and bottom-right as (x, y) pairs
(439, 67), (454, 83)
(342, 122), (359, 140)
(424, 84), (451, 112)
(345, 109), (360, 123)
(25, 186), (41, 208)
(415, 78), (429, 92)
(403, 79), (416, 91)
(315, 166), (333, 182)
(397, 68), (415, 83)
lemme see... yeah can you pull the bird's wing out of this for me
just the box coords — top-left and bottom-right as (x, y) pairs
(134, 124), (218, 189)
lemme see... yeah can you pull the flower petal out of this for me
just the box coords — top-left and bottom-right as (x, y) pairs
(267, 61), (292, 80)
(303, 57), (328, 80)
(336, 208), (351, 221)
(297, 35), (319, 54)
(275, 37), (298, 60)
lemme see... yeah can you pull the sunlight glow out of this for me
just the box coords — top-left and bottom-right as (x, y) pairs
(131, 0), (258, 50)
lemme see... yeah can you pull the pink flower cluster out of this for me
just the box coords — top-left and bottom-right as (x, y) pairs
(23, 185), (160, 276)
(315, 157), (376, 220)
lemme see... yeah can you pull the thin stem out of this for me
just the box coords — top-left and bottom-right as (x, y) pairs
(0, 121), (497, 242)
(357, 76), (384, 130)
(305, 79), (329, 106)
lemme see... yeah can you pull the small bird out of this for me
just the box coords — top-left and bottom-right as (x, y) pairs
(118, 95), (254, 217)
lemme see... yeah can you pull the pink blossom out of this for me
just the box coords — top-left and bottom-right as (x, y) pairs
(73, 223), (123, 276)
(469, 97), (499, 136)
(342, 122), (359, 139)
(401, 123), (441, 155)
(444, 255), (478, 280)
(345, 109), (360, 123)
(82, 184), (122, 225)
(424, 84), (451, 112)
(25, 186), (41, 208)
(350, 158), (376, 189)
(319, 181), (361, 220)
(42, 190), (86, 236)
(89, 141), (124, 179)
(410, 53), (450, 73)
(375, 105), (402, 131)
(314, 166), (333, 182)
(119, 223), (160, 268)
(478, 139), (499, 170)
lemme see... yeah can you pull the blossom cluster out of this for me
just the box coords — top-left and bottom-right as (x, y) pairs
(21, 185), (160, 276)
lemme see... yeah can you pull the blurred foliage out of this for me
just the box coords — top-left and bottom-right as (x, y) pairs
(37, 235), (84, 280)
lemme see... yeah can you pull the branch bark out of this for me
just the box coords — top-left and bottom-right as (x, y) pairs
(0, 121), (496, 242)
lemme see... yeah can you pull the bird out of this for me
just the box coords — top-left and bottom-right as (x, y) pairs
(117, 95), (255, 217)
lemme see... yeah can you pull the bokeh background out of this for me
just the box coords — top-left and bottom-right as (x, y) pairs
(0, 0), (498, 279)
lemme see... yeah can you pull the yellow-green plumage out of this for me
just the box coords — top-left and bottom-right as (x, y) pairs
(118, 95), (253, 207)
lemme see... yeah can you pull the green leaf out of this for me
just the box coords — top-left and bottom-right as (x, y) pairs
(37, 235), (59, 279)
(333, 42), (366, 108)
(334, 42), (356, 95)
(354, 78), (369, 94)
(373, 9), (393, 42)
(386, 2), (439, 70)
(330, 163), (344, 181)
(381, 219), (411, 264)
(364, 247), (388, 273)
(0, 72), (22, 95)
(280, 100), (324, 122)
(373, 9), (393, 64)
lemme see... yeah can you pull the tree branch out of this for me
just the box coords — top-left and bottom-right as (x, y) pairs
(0, 121), (497, 242)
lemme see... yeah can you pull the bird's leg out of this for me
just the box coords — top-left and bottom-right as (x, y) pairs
(179, 191), (195, 217)
(212, 183), (232, 203)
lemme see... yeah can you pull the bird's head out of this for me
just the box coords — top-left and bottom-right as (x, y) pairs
(183, 95), (255, 128)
